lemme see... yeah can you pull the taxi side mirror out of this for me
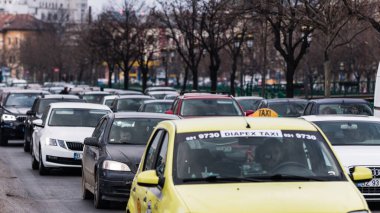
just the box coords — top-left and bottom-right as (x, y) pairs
(137, 170), (159, 187)
(350, 166), (372, 182)
(245, 110), (254, 116)
(165, 109), (174, 115)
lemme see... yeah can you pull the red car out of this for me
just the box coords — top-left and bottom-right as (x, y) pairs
(165, 93), (252, 117)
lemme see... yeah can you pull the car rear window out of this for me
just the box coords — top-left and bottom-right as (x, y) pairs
(318, 103), (373, 115)
(181, 99), (243, 116)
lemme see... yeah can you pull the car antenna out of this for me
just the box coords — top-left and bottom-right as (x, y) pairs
(243, 117), (251, 129)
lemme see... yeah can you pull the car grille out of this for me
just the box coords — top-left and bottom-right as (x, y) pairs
(46, 155), (81, 165)
(66, 141), (84, 151)
(16, 116), (27, 122)
(356, 167), (380, 194)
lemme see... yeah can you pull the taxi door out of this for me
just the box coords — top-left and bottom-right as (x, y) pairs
(131, 129), (168, 213)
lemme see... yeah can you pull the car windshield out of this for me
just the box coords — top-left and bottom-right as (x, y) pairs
(318, 103), (373, 115)
(181, 99), (243, 116)
(108, 118), (165, 144)
(173, 130), (344, 184)
(117, 98), (151, 111)
(82, 94), (108, 104)
(48, 108), (109, 127)
(269, 101), (307, 117)
(142, 102), (172, 113)
(5, 93), (41, 108)
(314, 121), (380, 145)
(37, 99), (84, 114)
(105, 99), (114, 107)
(151, 94), (168, 99)
(237, 99), (262, 111)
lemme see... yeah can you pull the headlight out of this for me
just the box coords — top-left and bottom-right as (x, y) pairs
(102, 160), (131, 171)
(1, 114), (16, 122)
(348, 211), (369, 213)
(45, 138), (65, 147)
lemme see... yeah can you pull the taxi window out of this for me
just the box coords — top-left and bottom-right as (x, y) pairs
(155, 133), (169, 177)
(144, 130), (164, 171)
(173, 130), (344, 184)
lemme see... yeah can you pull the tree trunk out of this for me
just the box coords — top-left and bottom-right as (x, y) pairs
(124, 68), (129, 90)
(108, 64), (114, 88)
(182, 67), (189, 92)
(230, 56), (238, 96)
(286, 63), (295, 98)
(191, 65), (198, 91)
(209, 54), (220, 94)
(142, 68), (148, 93)
(324, 59), (332, 97)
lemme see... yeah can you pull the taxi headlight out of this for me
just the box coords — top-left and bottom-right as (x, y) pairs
(102, 160), (131, 171)
(1, 114), (16, 122)
(348, 211), (369, 213)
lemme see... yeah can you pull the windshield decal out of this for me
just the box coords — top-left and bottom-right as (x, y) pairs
(221, 130), (282, 138)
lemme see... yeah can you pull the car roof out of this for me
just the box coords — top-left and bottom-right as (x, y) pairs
(82, 91), (110, 95)
(308, 98), (369, 104)
(148, 91), (179, 95)
(235, 96), (263, 100)
(42, 94), (80, 99)
(181, 93), (232, 99)
(145, 87), (176, 91)
(266, 98), (307, 103)
(301, 115), (380, 122)
(5, 90), (49, 94)
(117, 95), (153, 99)
(103, 95), (118, 100)
(48, 102), (111, 110)
(143, 100), (174, 104)
(166, 117), (317, 133)
(113, 112), (179, 120)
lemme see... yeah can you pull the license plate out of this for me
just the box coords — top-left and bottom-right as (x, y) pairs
(357, 178), (380, 187)
(73, 153), (82, 160)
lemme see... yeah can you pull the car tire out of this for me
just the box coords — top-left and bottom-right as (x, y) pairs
(81, 169), (91, 200)
(30, 138), (33, 156)
(0, 130), (8, 146)
(24, 137), (30, 152)
(31, 147), (38, 170)
(38, 148), (49, 175)
(94, 171), (108, 209)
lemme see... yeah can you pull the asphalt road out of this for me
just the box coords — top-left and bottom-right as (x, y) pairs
(0, 141), (125, 213)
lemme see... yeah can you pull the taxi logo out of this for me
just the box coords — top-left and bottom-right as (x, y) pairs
(251, 108), (278, 117)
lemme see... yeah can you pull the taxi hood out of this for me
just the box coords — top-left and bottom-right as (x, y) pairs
(175, 182), (367, 213)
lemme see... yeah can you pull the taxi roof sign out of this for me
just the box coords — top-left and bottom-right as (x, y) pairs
(251, 108), (278, 117)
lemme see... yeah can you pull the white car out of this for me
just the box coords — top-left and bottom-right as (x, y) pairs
(101, 95), (117, 108)
(302, 115), (380, 201)
(31, 102), (111, 175)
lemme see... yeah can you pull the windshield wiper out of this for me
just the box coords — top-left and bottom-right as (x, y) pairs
(182, 175), (263, 183)
(264, 174), (324, 181)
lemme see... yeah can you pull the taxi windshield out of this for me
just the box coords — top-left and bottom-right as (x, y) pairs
(173, 130), (344, 184)
(314, 121), (380, 145)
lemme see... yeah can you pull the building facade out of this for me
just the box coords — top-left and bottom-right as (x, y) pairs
(0, 0), (88, 23)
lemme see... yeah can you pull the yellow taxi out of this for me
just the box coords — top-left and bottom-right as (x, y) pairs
(127, 117), (372, 213)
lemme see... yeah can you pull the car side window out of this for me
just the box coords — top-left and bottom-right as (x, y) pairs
(155, 132), (169, 177)
(41, 106), (50, 126)
(304, 103), (312, 115)
(92, 118), (107, 140)
(143, 130), (164, 171)
(172, 99), (178, 112)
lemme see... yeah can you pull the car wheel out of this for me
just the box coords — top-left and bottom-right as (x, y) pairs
(23, 136), (30, 152)
(0, 129), (8, 146)
(31, 147), (38, 170)
(81, 169), (91, 200)
(38, 148), (49, 175)
(94, 171), (108, 209)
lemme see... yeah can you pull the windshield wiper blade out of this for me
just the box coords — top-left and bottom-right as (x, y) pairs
(182, 175), (263, 183)
(266, 174), (324, 181)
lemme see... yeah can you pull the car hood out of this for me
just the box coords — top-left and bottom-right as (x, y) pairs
(45, 127), (95, 142)
(3, 107), (30, 115)
(333, 145), (380, 167)
(175, 182), (366, 213)
(106, 145), (145, 173)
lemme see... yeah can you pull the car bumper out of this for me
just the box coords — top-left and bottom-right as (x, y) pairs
(1, 121), (25, 139)
(42, 146), (82, 168)
(100, 170), (135, 201)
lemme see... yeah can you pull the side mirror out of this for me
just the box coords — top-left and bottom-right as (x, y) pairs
(26, 110), (35, 116)
(137, 170), (159, 187)
(32, 119), (43, 127)
(165, 109), (174, 115)
(84, 137), (99, 147)
(245, 110), (254, 116)
(350, 166), (372, 182)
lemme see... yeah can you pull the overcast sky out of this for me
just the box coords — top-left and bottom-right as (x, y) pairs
(88, 0), (157, 16)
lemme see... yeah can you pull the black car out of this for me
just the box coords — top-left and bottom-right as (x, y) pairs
(0, 90), (50, 146)
(110, 95), (153, 112)
(302, 98), (373, 116)
(24, 94), (86, 152)
(81, 112), (179, 208)
(235, 96), (263, 112)
(257, 98), (308, 117)
(80, 91), (111, 104)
